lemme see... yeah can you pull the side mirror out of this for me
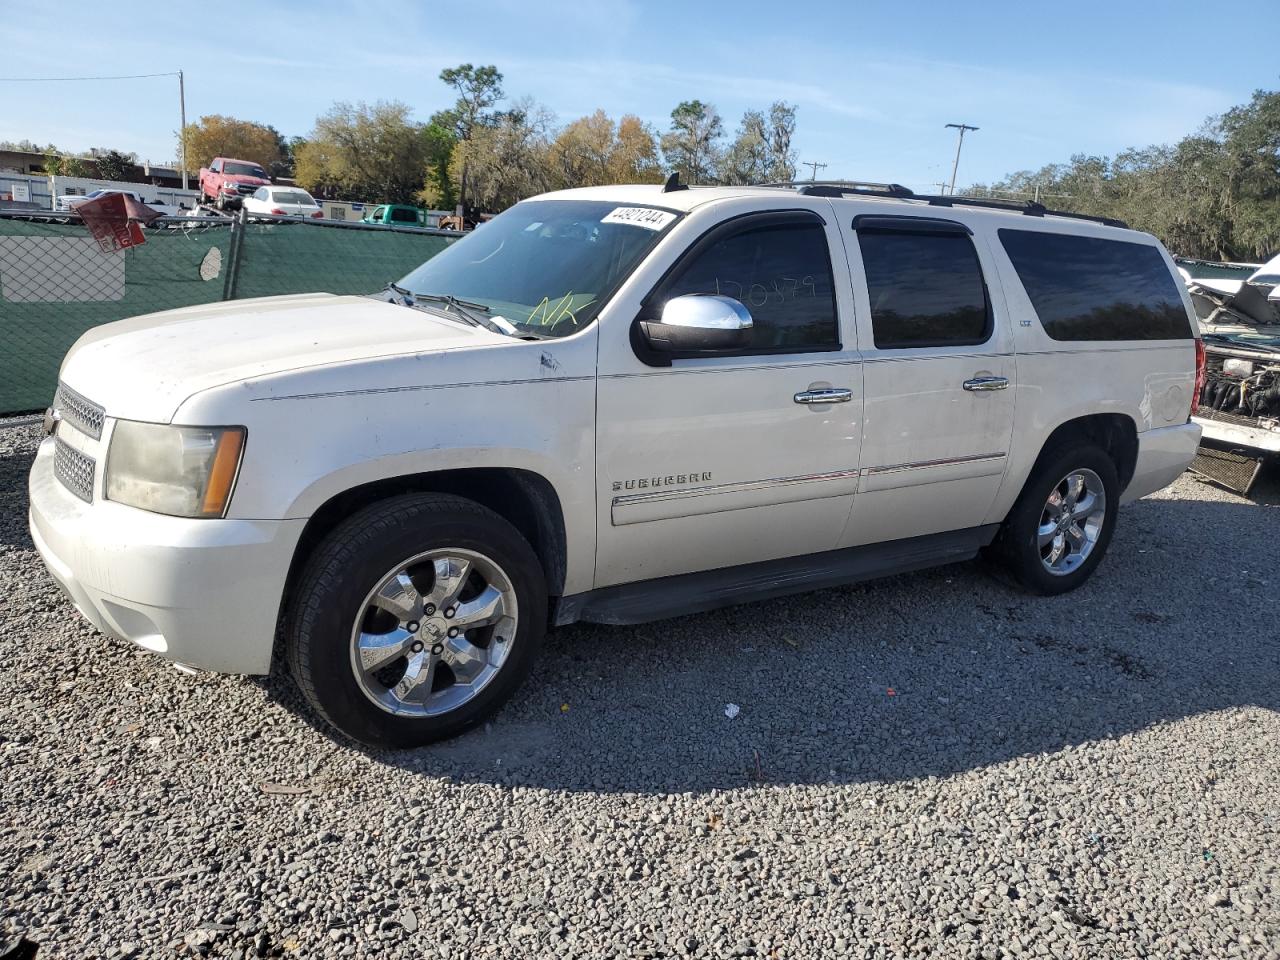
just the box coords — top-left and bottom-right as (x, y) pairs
(634, 294), (753, 362)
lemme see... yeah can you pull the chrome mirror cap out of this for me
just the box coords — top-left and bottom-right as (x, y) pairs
(660, 294), (753, 331)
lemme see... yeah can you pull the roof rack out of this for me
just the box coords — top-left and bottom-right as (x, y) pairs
(756, 180), (916, 199)
(919, 193), (1129, 228)
(752, 180), (1128, 229)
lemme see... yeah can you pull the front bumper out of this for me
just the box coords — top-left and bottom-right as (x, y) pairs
(28, 437), (305, 674)
(1121, 422), (1202, 503)
(1192, 415), (1280, 456)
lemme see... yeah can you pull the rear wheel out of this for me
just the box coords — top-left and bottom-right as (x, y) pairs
(991, 444), (1119, 595)
(286, 494), (546, 748)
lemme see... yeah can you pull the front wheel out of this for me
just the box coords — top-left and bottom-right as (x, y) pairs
(286, 494), (547, 748)
(990, 444), (1119, 595)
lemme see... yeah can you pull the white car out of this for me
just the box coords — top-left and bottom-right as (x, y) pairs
(30, 180), (1202, 747)
(242, 185), (323, 218)
(54, 188), (186, 217)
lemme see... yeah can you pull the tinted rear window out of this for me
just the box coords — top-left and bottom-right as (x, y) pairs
(999, 229), (1191, 341)
(390, 207), (419, 223)
(859, 229), (990, 348)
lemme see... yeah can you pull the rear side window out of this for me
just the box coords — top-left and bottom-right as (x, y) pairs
(858, 228), (990, 348)
(999, 229), (1191, 341)
(661, 218), (839, 353)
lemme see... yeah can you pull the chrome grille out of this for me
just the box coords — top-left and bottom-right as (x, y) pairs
(54, 436), (95, 503)
(236, 183), (259, 195)
(55, 382), (105, 440)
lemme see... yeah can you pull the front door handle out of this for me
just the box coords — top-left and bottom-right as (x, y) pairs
(794, 387), (852, 404)
(962, 376), (1009, 392)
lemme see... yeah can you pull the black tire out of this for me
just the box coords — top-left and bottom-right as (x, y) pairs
(990, 444), (1119, 595)
(286, 493), (547, 748)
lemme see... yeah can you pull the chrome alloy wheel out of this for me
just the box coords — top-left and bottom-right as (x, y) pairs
(350, 548), (519, 717)
(1038, 468), (1107, 576)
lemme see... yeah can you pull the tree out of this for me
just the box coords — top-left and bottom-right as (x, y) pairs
(547, 111), (664, 190)
(92, 149), (135, 182)
(41, 148), (85, 178)
(294, 100), (431, 204)
(264, 127), (305, 179)
(765, 101), (798, 181)
(418, 123), (456, 209)
(719, 101), (797, 185)
(0, 139), (52, 153)
(435, 64), (505, 212)
(180, 115), (284, 171)
(611, 115), (664, 183)
(720, 109), (769, 185)
(661, 101), (723, 184)
(449, 99), (554, 211)
(966, 88), (1280, 260)
(549, 110), (615, 188)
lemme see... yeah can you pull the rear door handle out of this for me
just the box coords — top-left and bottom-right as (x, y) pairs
(962, 376), (1009, 392)
(794, 387), (852, 404)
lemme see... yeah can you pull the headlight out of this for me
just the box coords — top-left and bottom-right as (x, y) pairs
(105, 421), (245, 518)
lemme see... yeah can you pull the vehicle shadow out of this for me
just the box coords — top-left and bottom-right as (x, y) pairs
(4, 425), (1275, 795)
(270, 487), (1280, 794)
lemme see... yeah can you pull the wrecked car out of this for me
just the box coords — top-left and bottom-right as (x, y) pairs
(1183, 253), (1280, 493)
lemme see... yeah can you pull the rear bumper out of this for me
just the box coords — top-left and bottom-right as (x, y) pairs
(28, 437), (305, 675)
(1121, 422), (1202, 503)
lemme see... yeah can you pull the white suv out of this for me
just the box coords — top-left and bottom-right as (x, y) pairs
(29, 180), (1203, 747)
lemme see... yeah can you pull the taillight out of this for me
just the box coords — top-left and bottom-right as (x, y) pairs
(311, 210), (323, 218)
(270, 207), (286, 215)
(1191, 338), (1206, 415)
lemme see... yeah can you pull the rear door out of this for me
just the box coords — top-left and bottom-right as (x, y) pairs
(839, 213), (1016, 547)
(594, 204), (864, 587)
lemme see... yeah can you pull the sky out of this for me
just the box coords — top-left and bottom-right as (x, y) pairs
(3, 0), (1278, 192)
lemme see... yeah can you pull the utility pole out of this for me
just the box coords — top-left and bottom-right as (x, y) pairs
(801, 160), (827, 181)
(178, 69), (188, 191)
(945, 123), (978, 195)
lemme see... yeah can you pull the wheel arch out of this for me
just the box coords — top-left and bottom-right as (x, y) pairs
(279, 467), (568, 638)
(1026, 413), (1140, 498)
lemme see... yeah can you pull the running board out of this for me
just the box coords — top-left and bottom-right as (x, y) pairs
(554, 525), (1000, 627)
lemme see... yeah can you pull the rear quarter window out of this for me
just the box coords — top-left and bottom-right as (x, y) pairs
(998, 229), (1191, 341)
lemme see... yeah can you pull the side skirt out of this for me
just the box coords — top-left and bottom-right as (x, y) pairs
(553, 524), (1000, 627)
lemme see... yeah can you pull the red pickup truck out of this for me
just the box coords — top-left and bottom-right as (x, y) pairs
(198, 157), (271, 210)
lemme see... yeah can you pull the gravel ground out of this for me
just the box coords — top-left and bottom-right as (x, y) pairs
(2, 417), (1278, 959)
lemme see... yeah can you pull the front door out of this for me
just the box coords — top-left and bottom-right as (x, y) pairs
(594, 207), (864, 588)
(839, 213), (1016, 547)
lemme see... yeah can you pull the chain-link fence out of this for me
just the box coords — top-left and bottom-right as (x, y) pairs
(0, 214), (457, 413)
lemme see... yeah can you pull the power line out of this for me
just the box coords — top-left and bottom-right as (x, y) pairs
(0, 72), (179, 82)
(0, 69), (191, 191)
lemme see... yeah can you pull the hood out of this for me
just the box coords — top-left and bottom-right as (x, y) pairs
(60, 293), (503, 422)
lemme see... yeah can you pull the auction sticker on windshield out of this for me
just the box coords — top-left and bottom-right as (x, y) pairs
(601, 207), (677, 231)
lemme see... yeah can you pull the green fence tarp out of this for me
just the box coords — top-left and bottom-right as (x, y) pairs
(0, 216), (454, 413)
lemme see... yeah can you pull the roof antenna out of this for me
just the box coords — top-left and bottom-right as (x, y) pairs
(662, 171), (688, 193)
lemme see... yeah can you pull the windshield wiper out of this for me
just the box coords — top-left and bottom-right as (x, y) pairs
(411, 291), (533, 339)
(381, 281), (416, 306)
(414, 292), (492, 315)
(380, 284), (553, 340)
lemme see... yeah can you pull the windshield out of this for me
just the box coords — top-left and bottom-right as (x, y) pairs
(397, 199), (680, 337)
(225, 162), (267, 178)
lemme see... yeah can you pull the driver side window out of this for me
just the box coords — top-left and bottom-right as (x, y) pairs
(661, 216), (839, 352)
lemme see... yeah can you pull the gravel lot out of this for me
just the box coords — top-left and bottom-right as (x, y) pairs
(2, 418), (1278, 960)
